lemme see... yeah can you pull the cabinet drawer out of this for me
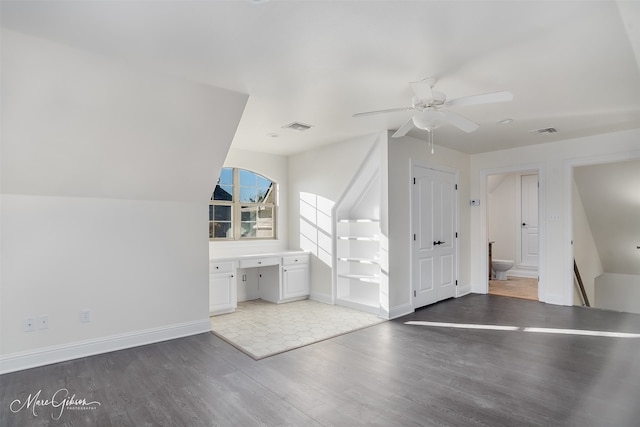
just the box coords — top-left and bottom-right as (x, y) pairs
(209, 261), (234, 274)
(282, 254), (309, 266)
(239, 257), (279, 269)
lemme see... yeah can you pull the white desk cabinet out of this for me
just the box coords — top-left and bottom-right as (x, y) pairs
(209, 252), (309, 315)
(282, 256), (310, 300)
(209, 261), (237, 315)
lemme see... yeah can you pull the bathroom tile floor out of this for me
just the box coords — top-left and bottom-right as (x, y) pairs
(210, 299), (385, 359)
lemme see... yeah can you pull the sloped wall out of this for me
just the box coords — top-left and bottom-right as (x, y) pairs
(0, 30), (247, 372)
(571, 178), (603, 305)
(595, 273), (640, 314)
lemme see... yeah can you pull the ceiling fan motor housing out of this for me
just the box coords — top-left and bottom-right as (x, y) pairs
(412, 91), (446, 109)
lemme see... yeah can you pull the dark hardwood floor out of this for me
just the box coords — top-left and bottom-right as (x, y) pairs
(3, 294), (640, 426)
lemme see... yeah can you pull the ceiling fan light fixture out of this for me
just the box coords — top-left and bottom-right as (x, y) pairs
(413, 110), (446, 131)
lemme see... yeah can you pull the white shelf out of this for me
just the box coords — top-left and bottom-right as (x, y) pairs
(338, 273), (380, 283)
(338, 236), (380, 241)
(338, 257), (379, 264)
(338, 219), (380, 223)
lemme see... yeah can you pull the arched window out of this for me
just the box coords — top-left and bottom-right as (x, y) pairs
(209, 168), (276, 240)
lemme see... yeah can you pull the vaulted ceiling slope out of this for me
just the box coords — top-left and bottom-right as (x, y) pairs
(2, 0), (640, 155)
(574, 160), (640, 276)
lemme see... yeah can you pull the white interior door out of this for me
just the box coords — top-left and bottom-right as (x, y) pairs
(520, 174), (539, 267)
(412, 165), (457, 309)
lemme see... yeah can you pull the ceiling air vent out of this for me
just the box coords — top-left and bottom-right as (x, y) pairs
(530, 127), (558, 134)
(282, 122), (313, 132)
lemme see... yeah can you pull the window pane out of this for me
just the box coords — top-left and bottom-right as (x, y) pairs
(218, 168), (233, 185)
(258, 206), (273, 219)
(209, 205), (213, 221)
(239, 170), (257, 187)
(256, 186), (270, 203)
(213, 185), (233, 201)
(214, 205), (231, 221)
(240, 206), (256, 221)
(213, 222), (232, 238)
(240, 222), (256, 238)
(241, 206), (273, 238)
(257, 175), (271, 188)
(239, 187), (259, 203)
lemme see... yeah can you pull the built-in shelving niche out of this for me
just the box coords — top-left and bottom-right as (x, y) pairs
(333, 142), (386, 317)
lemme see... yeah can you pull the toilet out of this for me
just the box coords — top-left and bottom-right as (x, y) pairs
(491, 259), (514, 280)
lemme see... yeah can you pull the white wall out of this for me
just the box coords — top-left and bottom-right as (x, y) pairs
(387, 133), (471, 315)
(209, 148), (289, 258)
(595, 273), (640, 314)
(288, 135), (379, 302)
(0, 30), (247, 372)
(470, 128), (640, 305)
(487, 173), (517, 261)
(572, 178), (603, 306)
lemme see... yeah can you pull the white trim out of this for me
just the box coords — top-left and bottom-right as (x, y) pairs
(508, 268), (538, 279)
(479, 163), (545, 301)
(309, 291), (333, 305)
(389, 302), (414, 319)
(456, 284), (472, 297)
(0, 319), (212, 375)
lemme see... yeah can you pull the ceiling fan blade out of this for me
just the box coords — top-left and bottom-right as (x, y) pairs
(445, 91), (513, 108)
(410, 80), (434, 102)
(442, 110), (479, 133)
(353, 107), (413, 118)
(392, 117), (415, 138)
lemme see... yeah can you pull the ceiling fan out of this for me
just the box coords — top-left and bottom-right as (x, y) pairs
(353, 78), (513, 139)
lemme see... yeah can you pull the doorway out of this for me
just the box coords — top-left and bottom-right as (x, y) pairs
(411, 163), (458, 309)
(486, 169), (541, 300)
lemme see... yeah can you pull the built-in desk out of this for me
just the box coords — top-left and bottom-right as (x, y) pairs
(209, 251), (310, 315)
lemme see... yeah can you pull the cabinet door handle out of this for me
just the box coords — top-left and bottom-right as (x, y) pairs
(230, 275), (234, 278)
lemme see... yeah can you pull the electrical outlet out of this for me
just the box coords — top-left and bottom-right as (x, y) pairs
(38, 315), (49, 330)
(23, 317), (36, 332)
(80, 309), (91, 323)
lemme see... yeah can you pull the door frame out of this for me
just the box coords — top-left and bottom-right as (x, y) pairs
(410, 159), (460, 310)
(479, 164), (546, 299)
(514, 172), (539, 275)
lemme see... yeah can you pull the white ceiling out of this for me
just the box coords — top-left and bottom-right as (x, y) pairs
(2, 0), (640, 156)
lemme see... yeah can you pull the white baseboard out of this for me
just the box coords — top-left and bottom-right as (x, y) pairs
(457, 284), (472, 297)
(309, 291), (333, 305)
(509, 268), (538, 279)
(0, 319), (212, 375)
(389, 302), (414, 319)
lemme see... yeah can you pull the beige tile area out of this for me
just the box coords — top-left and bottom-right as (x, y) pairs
(211, 299), (385, 359)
